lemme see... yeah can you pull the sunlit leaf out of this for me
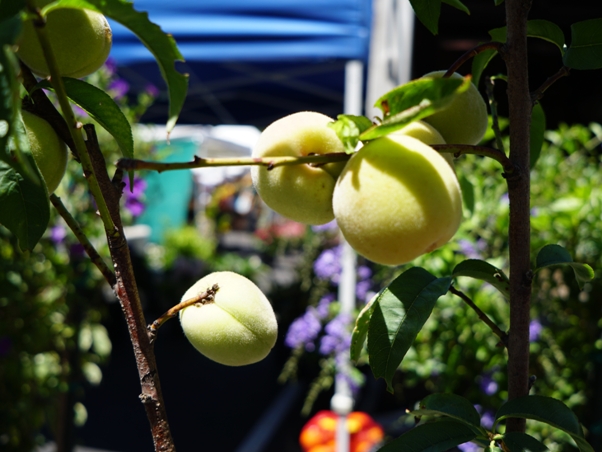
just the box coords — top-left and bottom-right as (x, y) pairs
(46, 0), (188, 132)
(329, 114), (373, 154)
(378, 418), (478, 452)
(534, 244), (594, 289)
(360, 77), (468, 141)
(350, 293), (377, 363)
(367, 267), (451, 392)
(36, 78), (133, 159)
(564, 18), (602, 70)
(495, 395), (593, 452)
(452, 259), (510, 299)
(458, 174), (475, 215)
(442, 0), (469, 15)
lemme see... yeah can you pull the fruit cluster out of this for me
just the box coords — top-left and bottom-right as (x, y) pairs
(251, 72), (488, 266)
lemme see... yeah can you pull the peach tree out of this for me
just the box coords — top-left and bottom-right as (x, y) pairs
(1, 0), (601, 451)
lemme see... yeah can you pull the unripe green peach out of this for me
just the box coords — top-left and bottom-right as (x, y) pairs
(392, 120), (454, 167)
(333, 135), (462, 266)
(21, 110), (68, 194)
(251, 111), (346, 225)
(179, 271), (278, 366)
(421, 71), (488, 145)
(17, 7), (112, 78)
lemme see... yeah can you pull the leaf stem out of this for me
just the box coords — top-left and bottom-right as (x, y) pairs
(445, 42), (505, 77)
(147, 284), (219, 343)
(531, 66), (571, 105)
(49, 194), (116, 287)
(117, 152), (351, 173)
(449, 286), (509, 347)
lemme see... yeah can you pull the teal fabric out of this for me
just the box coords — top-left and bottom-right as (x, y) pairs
(135, 139), (197, 244)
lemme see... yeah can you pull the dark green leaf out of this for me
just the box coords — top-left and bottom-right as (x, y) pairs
(502, 432), (549, 452)
(495, 395), (593, 452)
(350, 293), (377, 363)
(0, 14), (22, 45)
(530, 103), (546, 168)
(471, 27), (506, 87)
(36, 78), (133, 159)
(412, 393), (482, 428)
(442, 0), (469, 15)
(0, 0), (25, 23)
(378, 418), (478, 452)
(564, 19), (602, 70)
(360, 77), (468, 141)
(527, 20), (566, 54)
(409, 0), (441, 35)
(367, 267), (451, 392)
(0, 159), (50, 251)
(458, 174), (475, 215)
(494, 0), (504, 4)
(328, 114), (373, 154)
(47, 0), (188, 131)
(452, 259), (510, 299)
(534, 244), (594, 289)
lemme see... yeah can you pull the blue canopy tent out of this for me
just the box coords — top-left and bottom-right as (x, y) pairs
(108, 0), (373, 127)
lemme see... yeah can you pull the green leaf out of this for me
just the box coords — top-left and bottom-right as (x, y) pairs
(360, 77), (468, 141)
(350, 293), (377, 363)
(36, 78), (133, 159)
(494, 0), (504, 5)
(0, 0), (25, 23)
(442, 0), (470, 15)
(452, 259), (510, 299)
(564, 18), (602, 70)
(0, 13), (23, 46)
(530, 103), (546, 168)
(502, 432), (549, 452)
(495, 395), (593, 452)
(534, 244), (594, 289)
(0, 159), (50, 251)
(472, 27), (506, 88)
(458, 174), (474, 215)
(378, 418), (478, 452)
(527, 20), (566, 54)
(412, 393), (482, 428)
(367, 267), (451, 392)
(409, 0), (441, 35)
(47, 0), (188, 132)
(328, 114), (373, 154)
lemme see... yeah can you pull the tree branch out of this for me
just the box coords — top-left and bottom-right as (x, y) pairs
(531, 66), (571, 105)
(445, 41), (505, 77)
(431, 144), (515, 175)
(117, 152), (351, 173)
(504, 0), (534, 434)
(449, 286), (509, 347)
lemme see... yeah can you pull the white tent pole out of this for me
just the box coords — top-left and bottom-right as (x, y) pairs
(331, 59), (363, 452)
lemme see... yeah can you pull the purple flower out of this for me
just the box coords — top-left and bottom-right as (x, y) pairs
(145, 83), (159, 97)
(319, 313), (352, 355)
(108, 78), (130, 100)
(479, 373), (498, 396)
(104, 57), (117, 76)
(123, 177), (147, 217)
(311, 219), (338, 232)
(481, 410), (495, 429)
(357, 265), (372, 280)
(72, 104), (88, 118)
(356, 279), (372, 302)
(458, 238), (486, 259)
(316, 294), (335, 319)
(458, 442), (481, 452)
(313, 245), (343, 283)
(49, 224), (67, 245)
(285, 309), (322, 351)
(529, 319), (542, 342)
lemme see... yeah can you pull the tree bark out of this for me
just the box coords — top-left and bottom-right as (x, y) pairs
(504, 0), (534, 434)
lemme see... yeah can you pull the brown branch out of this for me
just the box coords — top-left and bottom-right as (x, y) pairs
(531, 66), (571, 105)
(504, 0), (534, 434)
(148, 284), (219, 343)
(431, 144), (515, 175)
(84, 124), (175, 451)
(50, 194), (116, 287)
(444, 41), (506, 77)
(449, 286), (509, 347)
(117, 152), (351, 173)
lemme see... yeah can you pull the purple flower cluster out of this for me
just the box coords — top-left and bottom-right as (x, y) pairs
(123, 176), (147, 217)
(479, 371), (498, 396)
(108, 78), (130, 101)
(285, 308), (322, 352)
(313, 245), (343, 283)
(319, 313), (352, 355)
(458, 238), (487, 259)
(529, 319), (542, 342)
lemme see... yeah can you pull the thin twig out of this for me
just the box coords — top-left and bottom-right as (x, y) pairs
(117, 153), (351, 173)
(431, 144), (515, 175)
(50, 194), (116, 287)
(449, 285), (509, 347)
(147, 284), (219, 343)
(531, 66), (571, 105)
(444, 41), (505, 77)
